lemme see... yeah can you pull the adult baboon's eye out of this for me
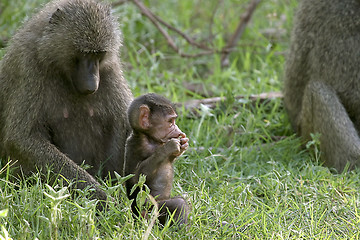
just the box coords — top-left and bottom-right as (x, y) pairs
(73, 57), (80, 65)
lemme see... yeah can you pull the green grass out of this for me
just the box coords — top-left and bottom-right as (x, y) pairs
(2, 0), (360, 239)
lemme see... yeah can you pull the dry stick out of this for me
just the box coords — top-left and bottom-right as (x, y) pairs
(175, 91), (283, 111)
(131, 0), (177, 50)
(208, 0), (224, 42)
(130, 0), (262, 59)
(142, 195), (159, 240)
(151, 9), (212, 51)
(220, 0), (261, 67)
(131, 0), (218, 58)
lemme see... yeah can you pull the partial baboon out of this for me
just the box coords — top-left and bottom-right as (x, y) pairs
(0, 0), (133, 204)
(284, 0), (360, 171)
(124, 93), (190, 225)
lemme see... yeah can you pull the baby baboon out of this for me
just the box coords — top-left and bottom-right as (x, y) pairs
(124, 93), (190, 225)
(0, 0), (133, 204)
(284, 0), (360, 171)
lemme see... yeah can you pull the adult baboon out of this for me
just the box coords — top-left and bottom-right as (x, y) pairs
(0, 0), (133, 203)
(284, 0), (360, 171)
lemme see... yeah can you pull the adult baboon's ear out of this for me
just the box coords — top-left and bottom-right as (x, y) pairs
(49, 8), (64, 24)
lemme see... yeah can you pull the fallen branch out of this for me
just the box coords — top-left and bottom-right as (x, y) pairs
(176, 91), (283, 111)
(189, 136), (288, 153)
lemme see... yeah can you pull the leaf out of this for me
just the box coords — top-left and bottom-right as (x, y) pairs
(0, 209), (8, 218)
(114, 172), (135, 185)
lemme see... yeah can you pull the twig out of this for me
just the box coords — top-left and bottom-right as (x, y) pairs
(189, 136), (288, 153)
(131, 0), (221, 58)
(151, 9), (212, 51)
(131, 0), (178, 51)
(142, 195), (159, 240)
(130, 0), (261, 59)
(220, 0), (261, 67)
(208, 0), (224, 42)
(175, 91), (283, 111)
(112, 0), (128, 7)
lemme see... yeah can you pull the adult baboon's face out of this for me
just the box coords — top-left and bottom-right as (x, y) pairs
(70, 52), (106, 95)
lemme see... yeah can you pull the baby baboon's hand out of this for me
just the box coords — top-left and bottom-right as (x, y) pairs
(179, 135), (189, 155)
(164, 138), (181, 157)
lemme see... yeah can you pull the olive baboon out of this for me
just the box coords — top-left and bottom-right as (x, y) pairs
(284, 0), (360, 171)
(0, 0), (133, 203)
(124, 93), (190, 225)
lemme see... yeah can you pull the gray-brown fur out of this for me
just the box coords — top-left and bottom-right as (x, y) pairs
(0, 0), (133, 203)
(284, 0), (360, 171)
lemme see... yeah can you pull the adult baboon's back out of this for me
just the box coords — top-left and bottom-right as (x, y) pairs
(284, 0), (360, 171)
